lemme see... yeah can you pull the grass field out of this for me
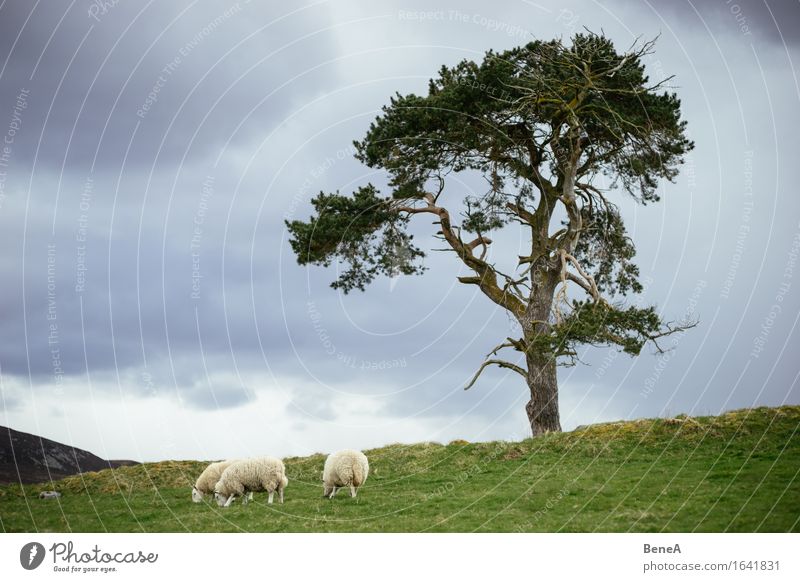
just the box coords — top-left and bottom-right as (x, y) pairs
(1, 406), (798, 532)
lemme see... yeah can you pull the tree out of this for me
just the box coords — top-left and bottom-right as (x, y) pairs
(286, 33), (696, 436)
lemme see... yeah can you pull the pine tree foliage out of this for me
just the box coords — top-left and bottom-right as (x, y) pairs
(286, 33), (696, 429)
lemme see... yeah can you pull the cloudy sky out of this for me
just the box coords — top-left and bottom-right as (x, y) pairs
(0, 0), (798, 462)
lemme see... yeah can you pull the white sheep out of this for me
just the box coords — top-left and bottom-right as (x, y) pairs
(214, 457), (288, 507)
(322, 449), (369, 499)
(192, 460), (234, 503)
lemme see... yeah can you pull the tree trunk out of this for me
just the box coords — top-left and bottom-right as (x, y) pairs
(525, 353), (562, 435)
(523, 272), (562, 436)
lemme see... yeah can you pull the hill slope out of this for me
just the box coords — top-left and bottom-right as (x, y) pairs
(0, 425), (137, 485)
(0, 406), (798, 532)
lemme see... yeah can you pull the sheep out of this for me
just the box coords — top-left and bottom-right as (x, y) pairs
(214, 457), (288, 507)
(192, 460), (235, 503)
(322, 449), (369, 499)
(193, 460), (255, 504)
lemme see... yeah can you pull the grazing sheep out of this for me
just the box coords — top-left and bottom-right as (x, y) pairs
(322, 449), (369, 499)
(214, 457), (288, 507)
(192, 460), (234, 503)
(38, 491), (61, 499)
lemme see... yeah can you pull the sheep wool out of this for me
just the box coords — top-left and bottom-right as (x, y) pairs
(192, 460), (234, 503)
(322, 449), (369, 499)
(214, 457), (288, 507)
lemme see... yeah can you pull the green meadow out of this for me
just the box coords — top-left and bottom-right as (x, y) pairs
(1, 406), (798, 532)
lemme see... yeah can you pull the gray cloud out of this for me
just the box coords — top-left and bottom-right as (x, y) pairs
(0, 0), (338, 170)
(642, 0), (800, 46)
(0, 0), (798, 458)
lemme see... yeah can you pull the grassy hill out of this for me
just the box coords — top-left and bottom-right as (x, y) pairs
(1, 406), (798, 532)
(0, 424), (138, 484)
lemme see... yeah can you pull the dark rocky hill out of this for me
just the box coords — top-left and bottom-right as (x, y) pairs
(0, 425), (137, 484)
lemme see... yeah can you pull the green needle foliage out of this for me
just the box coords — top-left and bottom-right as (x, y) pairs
(286, 32), (696, 435)
(286, 185), (425, 292)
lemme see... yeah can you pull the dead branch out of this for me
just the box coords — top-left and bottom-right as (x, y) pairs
(464, 358), (527, 390)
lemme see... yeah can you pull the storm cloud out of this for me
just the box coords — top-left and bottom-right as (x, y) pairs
(0, 0), (797, 461)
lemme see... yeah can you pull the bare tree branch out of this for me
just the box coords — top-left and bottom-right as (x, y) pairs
(645, 319), (700, 353)
(562, 250), (600, 301)
(486, 341), (516, 357)
(565, 272), (593, 295)
(466, 236), (493, 251)
(396, 193), (527, 319)
(464, 358), (528, 390)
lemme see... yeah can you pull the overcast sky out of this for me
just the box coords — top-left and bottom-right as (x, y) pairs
(0, 0), (798, 462)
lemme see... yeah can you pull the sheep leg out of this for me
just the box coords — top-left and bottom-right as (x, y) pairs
(329, 486), (338, 499)
(268, 491), (274, 504)
(247, 492), (254, 502)
(242, 492), (249, 505)
(224, 494), (235, 508)
(350, 485), (357, 498)
(279, 487), (284, 504)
